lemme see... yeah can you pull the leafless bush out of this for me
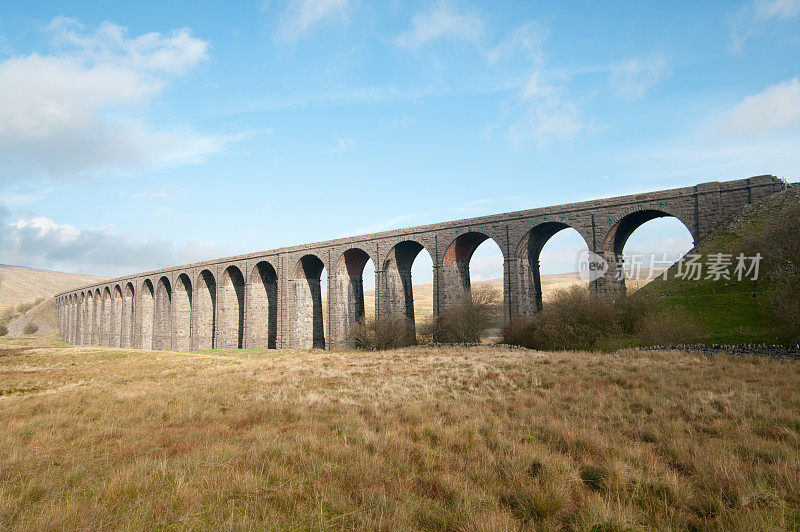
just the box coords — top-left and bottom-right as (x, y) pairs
(430, 286), (501, 343)
(636, 307), (706, 345)
(0, 324), (7, 336)
(350, 315), (416, 350)
(16, 302), (35, 314)
(23, 323), (39, 335)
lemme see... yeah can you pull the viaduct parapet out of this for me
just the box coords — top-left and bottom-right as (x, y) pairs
(55, 175), (787, 350)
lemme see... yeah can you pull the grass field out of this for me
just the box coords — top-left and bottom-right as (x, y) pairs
(2, 337), (799, 529)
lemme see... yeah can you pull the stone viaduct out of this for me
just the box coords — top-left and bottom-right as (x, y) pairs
(55, 175), (787, 351)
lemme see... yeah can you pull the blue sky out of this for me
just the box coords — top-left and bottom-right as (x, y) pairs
(1, 0), (799, 284)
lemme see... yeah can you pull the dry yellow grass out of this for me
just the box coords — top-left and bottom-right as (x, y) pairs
(2, 337), (799, 529)
(0, 265), (107, 313)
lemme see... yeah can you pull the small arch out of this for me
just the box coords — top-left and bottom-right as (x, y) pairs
(290, 254), (326, 349)
(248, 261), (278, 349)
(218, 266), (245, 349)
(174, 273), (192, 351)
(122, 283), (135, 348)
(140, 279), (155, 350)
(194, 270), (216, 350)
(154, 276), (172, 350)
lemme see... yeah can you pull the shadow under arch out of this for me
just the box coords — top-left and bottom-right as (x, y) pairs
(515, 221), (591, 315)
(111, 285), (122, 347)
(174, 273), (192, 351)
(101, 286), (112, 345)
(218, 266), (245, 349)
(290, 254), (326, 349)
(248, 261), (278, 349)
(381, 240), (433, 336)
(194, 270), (216, 350)
(154, 276), (172, 350)
(332, 248), (375, 348)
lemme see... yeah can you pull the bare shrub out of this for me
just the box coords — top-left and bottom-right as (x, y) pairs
(0, 324), (7, 336)
(636, 307), (706, 346)
(350, 315), (416, 350)
(503, 286), (621, 351)
(23, 323), (39, 335)
(431, 286), (501, 343)
(16, 302), (35, 314)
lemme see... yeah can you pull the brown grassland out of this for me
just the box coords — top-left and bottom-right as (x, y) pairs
(2, 337), (800, 530)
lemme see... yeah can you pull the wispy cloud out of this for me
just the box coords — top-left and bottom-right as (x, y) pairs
(609, 56), (669, 100)
(325, 134), (355, 154)
(273, 0), (353, 43)
(716, 76), (800, 138)
(395, 1), (484, 49)
(0, 17), (230, 183)
(730, 0), (800, 53)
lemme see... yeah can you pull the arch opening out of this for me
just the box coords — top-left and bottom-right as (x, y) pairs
(291, 254), (326, 349)
(122, 283), (135, 348)
(195, 270), (216, 350)
(140, 280), (155, 350)
(92, 289), (101, 344)
(247, 261), (278, 349)
(333, 249), (376, 348)
(609, 212), (695, 291)
(218, 266), (245, 349)
(174, 274), (192, 351)
(382, 241), (434, 341)
(154, 277), (172, 350)
(111, 286), (122, 347)
(101, 287), (112, 346)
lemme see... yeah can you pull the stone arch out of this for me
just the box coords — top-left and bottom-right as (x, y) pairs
(380, 240), (433, 336)
(514, 222), (592, 315)
(194, 270), (216, 350)
(440, 232), (505, 312)
(140, 279), (155, 350)
(247, 261), (278, 349)
(122, 283), (135, 348)
(218, 265), (245, 349)
(602, 209), (696, 292)
(92, 289), (102, 344)
(332, 248), (375, 348)
(290, 254), (326, 349)
(110, 285), (123, 347)
(79, 292), (88, 344)
(101, 287), (112, 345)
(174, 273), (192, 351)
(154, 276), (172, 350)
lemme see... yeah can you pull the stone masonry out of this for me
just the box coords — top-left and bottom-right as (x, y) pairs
(55, 175), (789, 350)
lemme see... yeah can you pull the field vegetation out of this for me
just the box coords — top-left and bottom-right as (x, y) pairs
(2, 337), (800, 529)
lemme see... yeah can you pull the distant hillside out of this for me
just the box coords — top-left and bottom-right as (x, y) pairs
(0, 265), (107, 311)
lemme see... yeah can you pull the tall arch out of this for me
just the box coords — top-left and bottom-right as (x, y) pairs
(194, 270), (216, 350)
(514, 222), (591, 316)
(247, 261), (278, 349)
(603, 210), (695, 292)
(91, 289), (101, 344)
(290, 254), (326, 349)
(110, 286), (123, 347)
(101, 287), (112, 345)
(332, 249), (374, 348)
(154, 276), (172, 350)
(174, 274), (192, 351)
(440, 232), (505, 312)
(218, 266), (245, 349)
(380, 240), (433, 338)
(122, 283), (135, 348)
(79, 292), (87, 344)
(140, 279), (155, 350)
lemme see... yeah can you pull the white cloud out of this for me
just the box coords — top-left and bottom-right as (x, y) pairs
(325, 134), (355, 154)
(507, 71), (582, 149)
(730, 0), (800, 53)
(609, 56), (669, 100)
(486, 21), (547, 66)
(396, 1), (484, 48)
(275, 0), (352, 42)
(0, 210), (228, 277)
(0, 17), (224, 181)
(717, 77), (800, 138)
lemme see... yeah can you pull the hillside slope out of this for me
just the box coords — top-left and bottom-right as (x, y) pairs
(637, 187), (799, 344)
(0, 265), (107, 311)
